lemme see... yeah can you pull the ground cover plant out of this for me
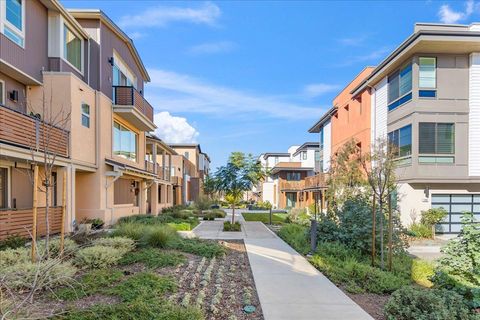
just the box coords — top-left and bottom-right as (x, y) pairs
(223, 221), (241, 231)
(242, 212), (287, 224)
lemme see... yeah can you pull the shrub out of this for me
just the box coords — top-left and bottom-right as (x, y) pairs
(384, 286), (477, 320)
(194, 195), (212, 212)
(111, 222), (146, 240)
(278, 224), (310, 255)
(285, 208), (310, 225)
(168, 238), (225, 258)
(211, 209), (226, 218)
(55, 269), (123, 300)
(203, 212), (216, 221)
(84, 218), (105, 230)
(315, 218), (341, 243)
(119, 248), (185, 269)
(168, 222), (192, 231)
(0, 234), (27, 250)
(0, 247), (30, 268)
(223, 221), (241, 232)
(74, 245), (125, 269)
(37, 237), (79, 257)
(408, 223), (433, 238)
(117, 214), (155, 225)
(421, 208), (448, 227)
(92, 237), (135, 253)
(3, 259), (77, 290)
(411, 259), (435, 288)
(107, 272), (176, 302)
(141, 225), (178, 248)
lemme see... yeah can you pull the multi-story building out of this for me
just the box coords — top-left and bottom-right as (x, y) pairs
(256, 144), (320, 209)
(311, 23), (480, 234)
(1, 1), (206, 239)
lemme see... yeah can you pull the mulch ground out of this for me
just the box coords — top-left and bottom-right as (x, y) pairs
(343, 289), (389, 320)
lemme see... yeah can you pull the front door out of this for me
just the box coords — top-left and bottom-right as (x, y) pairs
(286, 192), (297, 208)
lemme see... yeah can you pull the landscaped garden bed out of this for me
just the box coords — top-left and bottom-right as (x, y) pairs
(241, 212), (287, 224)
(0, 212), (263, 320)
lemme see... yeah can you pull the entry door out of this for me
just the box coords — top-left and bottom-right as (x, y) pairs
(0, 168), (6, 209)
(286, 192), (297, 208)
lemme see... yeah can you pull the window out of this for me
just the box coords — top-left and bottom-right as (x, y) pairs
(419, 57), (436, 88)
(388, 125), (412, 159)
(0, 167), (7, 209)
(81, 103), (90, 128)
(319, 128), (324, 151)
(286, 172), (301, 181)
(302, 151), (307, 160)
(63, 25), (82, 71)
(2, 0), (24, 46)
(419, 123), (455, 164)
(388, 63), (412, 110)
(0, 80), (4, 105)
(113, 121), (137, 161)
(184, 152), (189, 160)
(274, 157), (279, 165)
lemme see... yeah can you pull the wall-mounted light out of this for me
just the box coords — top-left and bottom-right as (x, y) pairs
(108, 57), (114, 66)
(424, 186), (430, 198)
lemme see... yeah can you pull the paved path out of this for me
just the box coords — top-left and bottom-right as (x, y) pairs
(193, 209), (373, 320)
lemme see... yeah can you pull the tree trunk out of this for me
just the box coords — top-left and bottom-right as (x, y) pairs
(387, 193), (393, 271)
(45, 174), (50, 257)
(371, 193), (376, 267)
(231, 204), (235, 224)
(379, 198), (384, 270)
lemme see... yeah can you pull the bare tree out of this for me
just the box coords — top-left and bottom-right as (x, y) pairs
(361, 138), (397, 270)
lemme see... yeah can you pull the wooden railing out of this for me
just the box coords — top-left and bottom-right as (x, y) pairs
(304, 174), (328, 190)
(113, 86), (154, 122)
(0, 105), (69, 157)
(0, 207), (63, 240)
(279, 180), (305, 191)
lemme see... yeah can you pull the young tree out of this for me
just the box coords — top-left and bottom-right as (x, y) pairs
(215, 152), (265, 223)
(361, 138), (397, 270)
(202, 174), (218, 200)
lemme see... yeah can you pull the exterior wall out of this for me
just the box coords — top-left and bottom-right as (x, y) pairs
(322, 120), (331, 173)
(0, 72), (27, 112)
(331, 67), (373, 155)
(0, 0), (49, 83)
(371, 77), (388, 144)
(469, 53), (480, 176)
(172, 146), (199, 170)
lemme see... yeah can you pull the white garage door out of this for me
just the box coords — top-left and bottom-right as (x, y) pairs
(431, 194), (480, 234)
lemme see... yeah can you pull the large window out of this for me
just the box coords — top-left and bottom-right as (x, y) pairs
(419, 123), (455, 164)
(2, 0), (24, 46)
(113, 121), (137, 161)
(388, 125), (412, 159)
(63, 25), (82, 71)
(419, 57), (437, 98)
(81, 103), (90, 128)
(286, 172), (301, 181)
(432, 194), (480, 233)
(388, 63), (412, 111)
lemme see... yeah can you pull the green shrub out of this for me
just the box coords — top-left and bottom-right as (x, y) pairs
(107, 272), (176, 302)
(111, 222), (146, 240)
(278, 224), (310, 255)
(167, 222), (192, 231)
(92, 237), (135, 252)
(384, 286), (477, 320)
(3, 259), (77, 290)
(37, 238), (79, 257)
(62, 300), (204, 320)
(167, 238), (225, 258)
(408, 223), (433, 238)
(119, 248), (186, 269)
(84, 218), (105, 230)
(411, 259), (435, 288)
(141, 225), (178, 248)
(211, 209), (226, 218)
(55, 269), (124, 300)
(285, 208), (310, 225)
(117, 214), (155, 225)
(203, 212), (216, 221)
(74, 246), (125, 269)
(242, 212), (287, 224)
(421, 208), (448, 227)
(223, 221), (241, 231)
(0, 234), (27, 250)
(315, 218), (341, 243)
(0, 247), (30, 268)
(194, 195), (212, 212)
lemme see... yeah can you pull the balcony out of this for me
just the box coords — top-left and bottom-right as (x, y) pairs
(113, 86), (156, 131)
(171, 176), (182, 186)
(145, 161), (172, 182)
(279, 180), (305, 191)
(0, 207), (63, 240)
(0, 105), (69, 157)
(304, 174), (328, 190)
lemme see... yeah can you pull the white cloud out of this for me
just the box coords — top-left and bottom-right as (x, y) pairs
(303, 83), (341, 98)
(119, 2), (221, 29)
(154, 111), (199, 143)
(129, 32), (145, 40)
(438, 0), (474, 24)
(336, 47), (391, 67)
(145, 69), (323, 120)
(188, 41), (236, 55)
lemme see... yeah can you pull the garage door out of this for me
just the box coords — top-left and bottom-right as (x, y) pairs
(431, 194), (480, 234)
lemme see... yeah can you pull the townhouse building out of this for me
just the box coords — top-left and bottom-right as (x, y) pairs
(0, 1), (202, 239)
(310, 23), (480, 234)
(256, 144), (322, 210)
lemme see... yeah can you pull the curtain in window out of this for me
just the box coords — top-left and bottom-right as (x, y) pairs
(419, 57), (436, 88)
(437, 123), (454, 154)
(419, 123), (454, 154)
(64, 26), (81, 70)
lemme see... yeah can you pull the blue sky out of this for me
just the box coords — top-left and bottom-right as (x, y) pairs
(62, 0), (478, 169)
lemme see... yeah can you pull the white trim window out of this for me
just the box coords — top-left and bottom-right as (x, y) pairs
(113, 121), (137, 162)
(81, 103), (90, 128)
(0, 79), (5, 105)
(0, 0), (25, 47)
(63, 24), (82, 72)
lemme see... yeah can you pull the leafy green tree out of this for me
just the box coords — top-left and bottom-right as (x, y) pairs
(214, 152), (265, 223)
(420, 208), (448, 239)
(202, 175), (217, 201)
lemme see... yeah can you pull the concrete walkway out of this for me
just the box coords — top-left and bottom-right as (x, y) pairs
(193, 209), (373, 320)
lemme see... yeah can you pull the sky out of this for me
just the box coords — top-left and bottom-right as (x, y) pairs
(62, 0), (480, 170)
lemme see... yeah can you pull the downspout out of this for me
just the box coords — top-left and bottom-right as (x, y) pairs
(106, 170), (122, 226)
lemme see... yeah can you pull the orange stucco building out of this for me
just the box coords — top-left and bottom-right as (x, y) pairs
(331, 67), (374, 155)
